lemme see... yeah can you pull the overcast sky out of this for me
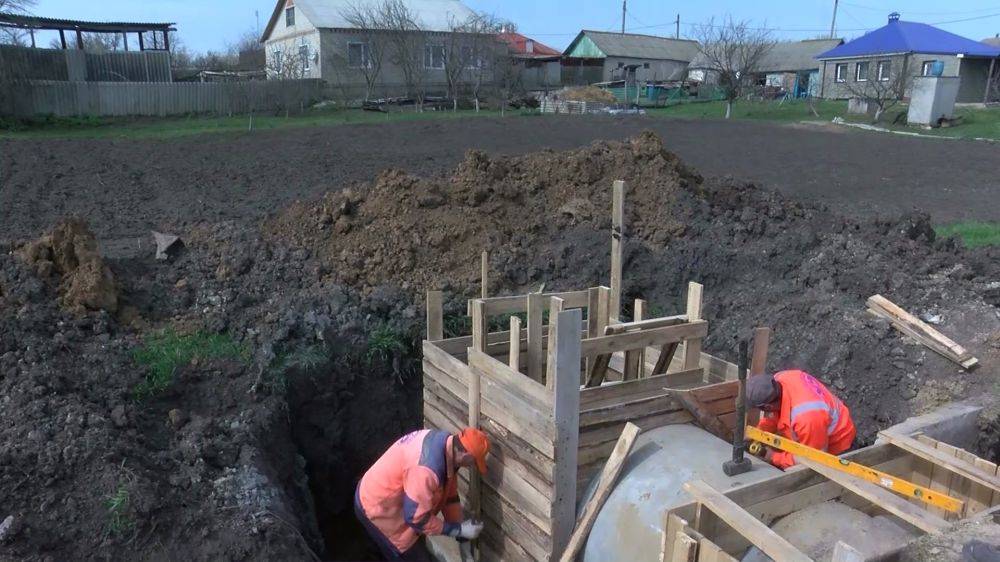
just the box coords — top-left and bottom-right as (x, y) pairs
(28, 0), (1000, 54)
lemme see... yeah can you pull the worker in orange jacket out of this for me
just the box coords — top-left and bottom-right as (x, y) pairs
(355, 427), (490, 561)
(746, 370), (856, 470)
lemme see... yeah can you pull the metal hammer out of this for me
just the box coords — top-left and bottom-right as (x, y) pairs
(723, 339), (753, 476)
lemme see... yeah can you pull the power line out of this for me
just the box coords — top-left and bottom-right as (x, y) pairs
(841, 1), (1000, 17)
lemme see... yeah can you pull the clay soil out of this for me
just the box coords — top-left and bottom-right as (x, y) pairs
(1, 119), (1000, 561)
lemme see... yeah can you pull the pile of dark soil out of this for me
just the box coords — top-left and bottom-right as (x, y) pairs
(1, 132), (998, 561)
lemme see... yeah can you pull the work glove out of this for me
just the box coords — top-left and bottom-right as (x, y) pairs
(452, 519), (483, 540)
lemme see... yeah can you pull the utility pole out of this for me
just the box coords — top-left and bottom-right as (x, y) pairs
(621, 0), (626, 34)
(675, 13), (680, 39)
(829, 0), (839, 39)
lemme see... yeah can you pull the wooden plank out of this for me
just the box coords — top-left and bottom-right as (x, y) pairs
(868, 294), (978, 369)
(881, 431), (1000, 493)
(580, 392), (683, 428)
(581, 321), (708, 357)
(610, 179), (624, 322)
(467, 348), (551, 408)
(623, 299), (646, 380)
(606, 314), (687, 335)
(587, 287), (601, 376)
(578, 409), (693, 449)
(426, 290), (444, 341)
(671, 533), (698, 562)
(683, 480), (811, 562)
(481, 250), (488, 299)
(972, 457), (999, 514)
(527, 292), (544, 384)
(551, 308), (582, 558)
(688, 380), (739, 404)
(831, 541), (865, 562)
(652, 341), (680, 376)
(558, 423), (641, 562)
(546, 297), (567, 389)
(800, 459), (949, 534)
(423, 340), (471, 385)
(585, 352), (613, 388)
(698, 538), (737, 562)
(660, 513), (688, 562)
(480, 490), (551, 560)
(468, 351), (555, 442)
(672, 389), (731, 441)
(581, 368), (704, 410)
(683, 282), (704, 370)
(509, 315), (522, 373)
(476, 289), (590, 316)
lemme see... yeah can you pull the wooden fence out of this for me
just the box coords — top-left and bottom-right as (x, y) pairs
(0, 79), (324, 117)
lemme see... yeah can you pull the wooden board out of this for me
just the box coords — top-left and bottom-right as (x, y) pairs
(581, 321), (708, 357)
(471, 289), (590, 316)
(868, 294), (978, 369)
(881, 431), (1000, 493)
(550, 308), (583, 558)
(509, 315), (522, 373)
(800, 459), (949, 534)
(467, 348), (551, 409)
(683, 282), (704, 370)
(683, 480), (811, 562)
(623, 299), (645, 380)
(610, 179), (624, 322)
(672, 389), (731, 441)
(580, 368), (704, 410)
(527, 292), (545, 384)
(426, 290), (443, 341)
(558, 423), (641, 562)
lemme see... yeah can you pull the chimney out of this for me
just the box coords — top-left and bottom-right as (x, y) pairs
(888, 12), (900, 23)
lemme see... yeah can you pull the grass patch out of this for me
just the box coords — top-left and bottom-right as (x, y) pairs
(0, 107), (538, 141)
(936, 221), (1000, 248)
(647, 99), (848, 122)
(132, 330), (248, 400)
(105, 485), (133, 535)
(841, 104), (1000, 141)
(366, 324), (408, 364)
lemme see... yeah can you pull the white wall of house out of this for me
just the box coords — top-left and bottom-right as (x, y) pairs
(818, 53), (982, 100)
(264, 1), (322, 79)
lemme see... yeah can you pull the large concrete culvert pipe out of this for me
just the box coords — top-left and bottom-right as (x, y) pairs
(579, 424), (780, 562)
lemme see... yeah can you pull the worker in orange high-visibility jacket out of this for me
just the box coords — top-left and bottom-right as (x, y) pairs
(355, 427), (490, 561)
(746, 370), (856, 470)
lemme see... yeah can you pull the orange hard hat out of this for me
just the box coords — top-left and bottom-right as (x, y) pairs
(458, 427), (490, 475)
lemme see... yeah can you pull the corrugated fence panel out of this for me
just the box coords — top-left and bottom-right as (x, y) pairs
(1, 80), (324, 117)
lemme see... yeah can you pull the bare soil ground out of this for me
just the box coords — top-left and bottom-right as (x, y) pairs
(1, 119), (999, 561)
(2, 116), (998, 250)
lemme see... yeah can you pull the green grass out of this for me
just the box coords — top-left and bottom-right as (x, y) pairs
(0, 107), (537, 140)
(646, 99), (849, 122)
(105, 486), (132, 535)
(366, 324), (408, 364)
(132, 330), (249, 400)
(936, 221), (1000, 248)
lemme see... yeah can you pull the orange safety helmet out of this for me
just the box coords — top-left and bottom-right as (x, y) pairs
(458, 427), (490, 475)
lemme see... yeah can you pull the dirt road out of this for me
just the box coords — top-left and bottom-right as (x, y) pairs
(2, 115), (998, 246)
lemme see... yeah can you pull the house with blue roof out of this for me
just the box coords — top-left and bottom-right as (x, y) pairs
(816, 12), (1000, 103)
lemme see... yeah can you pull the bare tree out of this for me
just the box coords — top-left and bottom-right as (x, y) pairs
(340, 2), (390, 101)
(378, 0), (426, 110)
(462, 15), (504, 112)
(491, 39), (521, 116)
(840, 57), (910, 122)
(693, 17), (774, 118)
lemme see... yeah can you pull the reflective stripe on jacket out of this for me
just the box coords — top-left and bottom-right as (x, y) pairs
(757, 370), (856, 469)
(358, 429), (463, 553)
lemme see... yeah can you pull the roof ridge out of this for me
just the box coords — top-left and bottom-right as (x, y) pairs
(580, 29), (698, 43)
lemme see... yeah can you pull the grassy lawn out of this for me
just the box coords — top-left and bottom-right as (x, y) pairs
(646, 99), (849, 122)
(841, 104), (1000, 141)
(0, 107), (533, 140)
(936, 222), (1000, 248)
(132, 330), (249, 400)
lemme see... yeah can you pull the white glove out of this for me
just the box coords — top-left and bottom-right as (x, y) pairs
(457, 519), (484, 540)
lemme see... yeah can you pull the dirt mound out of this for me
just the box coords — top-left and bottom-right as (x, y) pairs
(17, 219), (118, 313)
(270, 131), (697, 293)
(559, 86), (619, 103)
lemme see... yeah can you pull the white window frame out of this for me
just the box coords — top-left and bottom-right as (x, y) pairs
(299, 42), (310, 72)
(877, 60), (890, 81)
(922, 60), (940, 76)
(424, 44), (445, 69)
(835, 63), (847, 83)
(855, 61), (869, 82)
(348, 42), (371, 69)
(285, 6), (295, 27)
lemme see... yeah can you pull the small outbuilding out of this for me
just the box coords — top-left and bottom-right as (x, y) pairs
(561, 30), (699, 86)
(816, 12), (1000, 103)
(497, 31), (561, 91)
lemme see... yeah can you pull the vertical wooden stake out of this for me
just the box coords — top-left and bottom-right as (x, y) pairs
(610, 180), (625, 323)
(509, 315), (522, 372)
(527, 292), (544, 383)
(545, 297), (566, 389)
(586, 287), (601, 379)
(683, 282), (704, 371)
(480, 250), (488, 299)
(551, 308), (582, 559)
(468, 299), (486, 555)
(748, 327), (772, 425)
(426, 290), (443, 341)
(623, 298), (646, 380)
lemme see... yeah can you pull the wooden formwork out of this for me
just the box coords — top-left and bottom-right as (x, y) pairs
(661, 430), (1000, 562)
(422, 282), (743, 562)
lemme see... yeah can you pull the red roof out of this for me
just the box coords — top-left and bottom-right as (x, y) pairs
(497, 32), (561, 57)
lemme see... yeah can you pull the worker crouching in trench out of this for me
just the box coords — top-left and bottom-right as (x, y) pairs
(355, 427), (489, 561)
(746, 370), (857, 469)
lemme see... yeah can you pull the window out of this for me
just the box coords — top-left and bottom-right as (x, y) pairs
(617, 62), (624, 69)
(835, 63), (847, 82)
(877, 60), (890, 81)
(922, 60), (940, 76)
(424, 44), (445, 69)
(285, 6), (295, 26)
(299, 43), (309, 72)
(460, 45), (481, 69)
(643, 62), (650, 69)
(349, 42), (371, 68)
(855, 61), (869, 81)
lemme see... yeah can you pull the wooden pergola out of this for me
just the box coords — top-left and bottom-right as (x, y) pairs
(0, 13), (175, 51)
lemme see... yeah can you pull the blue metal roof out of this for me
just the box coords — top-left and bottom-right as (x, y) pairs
(817, 13), (1000, 59)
